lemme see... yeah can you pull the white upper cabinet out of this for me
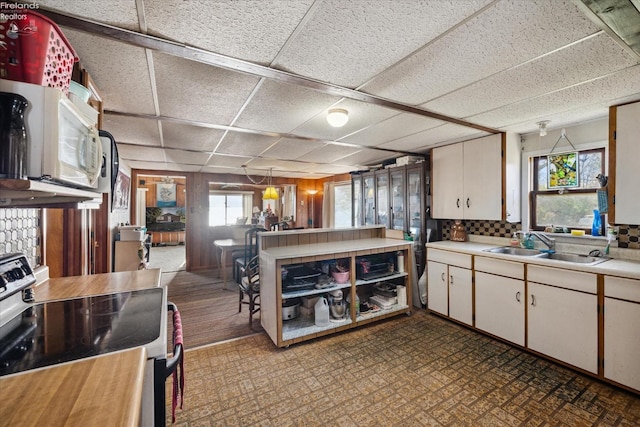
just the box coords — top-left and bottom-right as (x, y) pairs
(431, 133), (520, 221)
(612, 101), (640, 225)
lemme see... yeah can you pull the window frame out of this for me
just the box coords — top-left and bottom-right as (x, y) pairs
(208, 191), (253, 226)
(529, 148), (605, 232)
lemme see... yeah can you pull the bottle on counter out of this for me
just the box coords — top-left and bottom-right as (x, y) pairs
(314, 296), (330, 327)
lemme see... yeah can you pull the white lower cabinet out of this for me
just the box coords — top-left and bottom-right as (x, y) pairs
(426, 249), (472, 326)
(527, 280), (598, 374)
(475, 271), (524, 346)
(604, 276), (640, 391)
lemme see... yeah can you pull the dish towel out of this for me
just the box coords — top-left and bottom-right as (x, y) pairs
(172, 308), (185, 423)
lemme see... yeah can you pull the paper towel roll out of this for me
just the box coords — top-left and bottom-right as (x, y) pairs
(397, 254), (404, 273)
(396, 285), (407, 306)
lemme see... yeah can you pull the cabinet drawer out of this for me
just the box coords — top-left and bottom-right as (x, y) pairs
(527, 265), (596, 294)
(426, 249), (471, 269)
(605, 276), (640, 302)
(474, 256), (524, 280)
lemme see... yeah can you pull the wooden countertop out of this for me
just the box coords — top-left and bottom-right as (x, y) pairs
(0, 347), (147, 427)
(261, 237), (413, 260)
(34, 268), (162, 301)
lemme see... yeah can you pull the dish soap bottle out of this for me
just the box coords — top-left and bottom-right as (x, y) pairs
(592, 209), (601, 236)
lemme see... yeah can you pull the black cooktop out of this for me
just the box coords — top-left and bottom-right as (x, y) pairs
(0, 288), (163, 377)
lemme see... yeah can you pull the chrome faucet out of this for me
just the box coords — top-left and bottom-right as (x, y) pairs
(526, 231), (556, 252)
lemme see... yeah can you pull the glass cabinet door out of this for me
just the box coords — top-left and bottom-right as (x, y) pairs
(363, 174), (375, 225)
(352, 176), (362, 226)
(407, 167), (422, 241)
(390, 169), (405, 231)
(376, 172), (389, 227)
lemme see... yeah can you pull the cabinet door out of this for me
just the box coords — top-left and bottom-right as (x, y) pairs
(614, 101), (640, 224)
(448, 266), (472, 326)
(363, 174), (375, 225)
(431, 143), (463, 219)
(604, 297), (640, 391)
(475, 271), (524, 346)
(352, 176), (362, 226)
(528, 282), (598, 373)
(376, 172), (389, 227)
(390, 169), (405, 231)
(463, 134), (502, 220)
(427, 261), (448, 316)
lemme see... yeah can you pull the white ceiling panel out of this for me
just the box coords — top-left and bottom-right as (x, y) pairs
(164, 149), (210, 166)
(234, 80), (341, 134)
(152, 52), (260, 124)
(273, 0), (493, 87)
(161, 122), (224, 152)
(363, 0), (601, 104)
(215, 132), (280, 157)
(143, 0), (314, 65)
(117, 144), (165, 163)
(243, 158), (313, 173)
(379, 124), (489, 152)
(295, 143), (362, 163)
(40, 0), (140, 30)
(128, 161), (202, 173)
(260, 138), (325, 161)
(338, 149), (402, 167)
(423, 32), (637, 119)
(206, 154), (253, 169)
(341, 113), (445, 147)
(304, 163), (361, 175)
(102, 115), (160, 146)
(61, 29), (156, 115)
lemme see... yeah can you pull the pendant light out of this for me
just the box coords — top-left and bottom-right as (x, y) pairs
(263, 168), (279, 200)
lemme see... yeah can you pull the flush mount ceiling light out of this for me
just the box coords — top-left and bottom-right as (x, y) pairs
(537, 120), (551, 136)
(327, 108), (349, 127)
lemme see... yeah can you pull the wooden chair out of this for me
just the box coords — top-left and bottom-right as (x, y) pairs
(234, 227), (265, 284)
(239, 254), (260, 326)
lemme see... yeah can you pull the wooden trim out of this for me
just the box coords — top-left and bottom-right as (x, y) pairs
(608, 105), (617, 223)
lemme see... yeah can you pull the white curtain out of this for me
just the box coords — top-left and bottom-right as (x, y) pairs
(322, 181), (334, 228)
(243, 193), (253, 218)
(282, 185), (295, 220)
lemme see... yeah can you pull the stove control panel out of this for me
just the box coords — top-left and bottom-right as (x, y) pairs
(0, 253), (36, 301)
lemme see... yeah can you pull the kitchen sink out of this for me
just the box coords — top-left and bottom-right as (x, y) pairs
(484, 246), (545, 256)
(538, 252), (611, 265)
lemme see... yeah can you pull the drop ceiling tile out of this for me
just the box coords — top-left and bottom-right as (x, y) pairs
(341, 113), (444, 147)
(161, 122), (224, 152)
(234, 80), (341, 134)
(143, 0), (314, 65)
(206, 154), (253, 169)
(296, 144), (361, 163)
(305, 163), (364, 175)
(127, 161), (202, 173)
(117, 144), (165, 162)
(201, 165), (247, 176)
(274, 0), (492, 87)
(103, 115), (160, 146)
(153, 52), (260, 124)
(164, 149), (210, 165)
(40, 1), (140, 30)
(424, 33), (637, 119)
(363, 0), (600, 104)
(60, 29), (156, 115)
(260, 138), (324, 161)
(378, 125), (489, 151)
(244, 158), (312, 174)
(338, 149), (400, 167)
(215, 132), (280, 156)
(470, 65), (640, 130)
(293, 99), (400, 141)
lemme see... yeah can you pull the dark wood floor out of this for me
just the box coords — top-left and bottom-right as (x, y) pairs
(162, 269), (263, 350)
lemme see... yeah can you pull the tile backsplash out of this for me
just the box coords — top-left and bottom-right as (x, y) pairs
(441, 220), (639, 250)
(0, 208), (41, 268)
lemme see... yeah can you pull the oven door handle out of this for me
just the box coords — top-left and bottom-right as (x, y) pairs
(165, 302), (184, 378)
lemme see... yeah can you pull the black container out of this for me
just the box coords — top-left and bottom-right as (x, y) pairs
(0, 92), (29, 179)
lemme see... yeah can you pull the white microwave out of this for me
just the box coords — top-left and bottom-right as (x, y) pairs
(0, 79), (103, 189)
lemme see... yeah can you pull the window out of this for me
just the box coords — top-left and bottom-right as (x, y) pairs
(530, 148), (604, 232)
(209, 192), (251, 226)
(334, 183), (352, 228)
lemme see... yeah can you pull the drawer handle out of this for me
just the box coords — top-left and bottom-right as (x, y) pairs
(450, 274), (454, 285)
(441, 272), (445, 282)
(466, 198), (470, 208)
(516, 291), (520, 302)
(531, 294), (536, 306)
(456, 198), (460, 208)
